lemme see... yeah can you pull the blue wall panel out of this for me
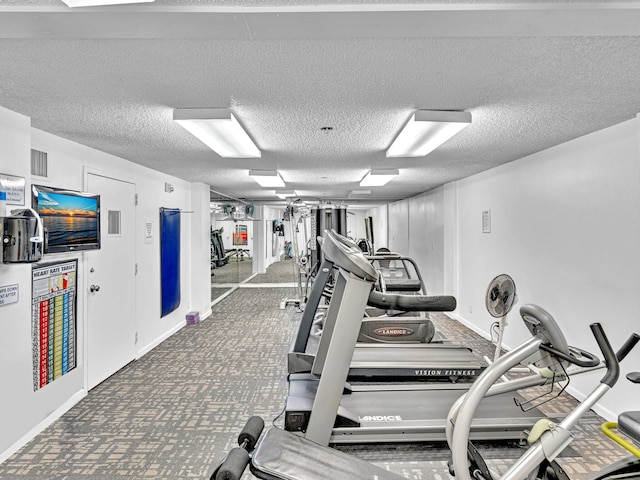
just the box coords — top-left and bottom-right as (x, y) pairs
(160, 208), (180, 317)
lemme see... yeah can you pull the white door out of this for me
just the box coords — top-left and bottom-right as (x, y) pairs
(86, 173), (136, 390)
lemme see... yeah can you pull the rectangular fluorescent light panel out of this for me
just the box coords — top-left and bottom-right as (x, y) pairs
(350, 189), (372, 195)
(275, 190), (296, 199)
(360, 169), (399, 187)
(387, 110), (471, 158)
(173, 108), (260, 158)
(62, 0), (154, 6)
(249, 170), (285, 188)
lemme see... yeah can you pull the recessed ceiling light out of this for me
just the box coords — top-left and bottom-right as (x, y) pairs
(387, 110), (471, 158)
(275, 190), (296, 199)
(360, 169), (399, 187)
(173, 108), (260, 158)
(249, 170), (285, 188)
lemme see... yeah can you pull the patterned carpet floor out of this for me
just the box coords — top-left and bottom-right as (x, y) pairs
(0, 262), (631, 479)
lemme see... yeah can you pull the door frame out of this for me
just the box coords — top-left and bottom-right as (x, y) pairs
(82, 166), (137, 391)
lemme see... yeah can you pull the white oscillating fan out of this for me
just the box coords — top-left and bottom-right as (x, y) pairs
(485, 274), (518, 363)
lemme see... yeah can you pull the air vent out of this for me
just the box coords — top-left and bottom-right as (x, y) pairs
(108, 210), (122, 235)
(31, 149), (48, 177)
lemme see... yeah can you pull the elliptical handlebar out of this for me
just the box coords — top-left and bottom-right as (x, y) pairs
(616, 332), (640, 362)
(589, 323), (619, 388)
(538, 344), (600, 368)
(588, 325), (640, 387)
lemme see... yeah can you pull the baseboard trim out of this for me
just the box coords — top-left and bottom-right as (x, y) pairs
(241, 273), (259, 284)
(137, 321), (186, 359)
(211, 286), (239, 307)
(0, 389), (86, 464)
(450, 313), (493, 341)
(565, 384), (616, 422)
(210, 273), (259, 308)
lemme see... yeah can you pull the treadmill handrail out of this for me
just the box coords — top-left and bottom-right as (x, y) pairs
(368, 254), (427, 294)
(368, 290), (456, 312)
(291, 259), (335, 353)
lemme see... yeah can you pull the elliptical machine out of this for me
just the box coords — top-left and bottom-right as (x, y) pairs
(448, 304), (640, 480)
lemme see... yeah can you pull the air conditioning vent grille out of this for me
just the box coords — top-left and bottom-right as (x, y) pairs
(31, 149), (48, 177)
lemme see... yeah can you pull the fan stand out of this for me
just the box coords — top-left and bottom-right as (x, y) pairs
(492, 314), (509, 363)
(483, 312), (531, 377)
(483, 274), (530, 376)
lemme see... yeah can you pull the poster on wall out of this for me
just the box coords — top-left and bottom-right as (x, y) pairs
(233, 224), (248, 246)
(0, 172), (26, 205)
(31, 259), (78, 391)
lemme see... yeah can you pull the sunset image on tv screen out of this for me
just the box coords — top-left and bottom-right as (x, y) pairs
(37, 191), (99, 246)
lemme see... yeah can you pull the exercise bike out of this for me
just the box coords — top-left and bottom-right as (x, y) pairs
(210, 304), (638, 480)
(448, 305), (640, 480)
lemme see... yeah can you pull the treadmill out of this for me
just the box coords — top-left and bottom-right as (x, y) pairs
(368, 250), (425, 295)
(359, 250), (438, 342)
(285, 230), (551, 445)
(289, 254), (487, 383)
(314, 248), (439, 343)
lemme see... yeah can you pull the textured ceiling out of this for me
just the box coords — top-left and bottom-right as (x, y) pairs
(4, 1), (637, 5)
(0, 2), (639, 206)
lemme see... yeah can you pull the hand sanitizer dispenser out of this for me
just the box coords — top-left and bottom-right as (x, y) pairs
(2, 208), (45, 263)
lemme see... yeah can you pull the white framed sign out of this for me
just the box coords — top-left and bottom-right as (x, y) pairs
(482, 210), (491, 233)
(0, 284), (19, 307)
(0, 173), (26, 205)
(145, 221), (153, 244)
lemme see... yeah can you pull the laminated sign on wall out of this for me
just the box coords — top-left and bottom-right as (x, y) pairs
(31, 259), (78, 391)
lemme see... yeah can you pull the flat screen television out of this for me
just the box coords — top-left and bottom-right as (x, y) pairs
(31, 184), (101, 253)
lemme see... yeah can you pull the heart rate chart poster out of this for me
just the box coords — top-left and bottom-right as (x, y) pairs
(31, 260), (78, 391)
(233, 224), (248, 246)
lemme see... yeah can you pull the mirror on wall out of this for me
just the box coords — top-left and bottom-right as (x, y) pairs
(209, 199), (373, 305)
(210, 201), (258, 302)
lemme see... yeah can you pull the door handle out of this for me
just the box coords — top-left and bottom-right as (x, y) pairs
(90, 284), (101, 293)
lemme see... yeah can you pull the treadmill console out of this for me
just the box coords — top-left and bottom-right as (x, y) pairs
(321, 229), (378, 282)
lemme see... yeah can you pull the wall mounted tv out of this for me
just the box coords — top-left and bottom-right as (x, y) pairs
(31, 185), (101, 253)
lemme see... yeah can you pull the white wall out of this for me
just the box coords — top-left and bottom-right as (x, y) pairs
(443, 183), (458, 297)
(375, 189), (448, 295)
(454, 116), (640, 419)
(347, 209), (366, 240)
(0, 105), (211, 462)
(387, 200), (409, 255)
(407, 189), (446, 295)
(0, 108), (85, 464)
(371, 116), (640, 419)
(190, 183), (213, 320)
(368, 204), (388, 252)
